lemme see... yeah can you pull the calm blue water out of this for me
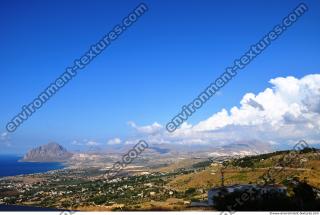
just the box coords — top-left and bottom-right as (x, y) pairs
(0, 155), (64, 177)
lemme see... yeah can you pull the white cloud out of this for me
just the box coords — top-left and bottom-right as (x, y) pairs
(128, 121), (162, 134)
(71, 139), (100, 146)
(1, 132), (8, 138)
(0, 132), (11, 146)
(71, 140), (82, 145)
(125, 74), (320, 146)
(192, 75), (317, 128)
(87, 141), (99, 146)
(107, 137), (122, 145)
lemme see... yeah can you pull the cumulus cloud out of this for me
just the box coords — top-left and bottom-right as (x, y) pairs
(125, 74), (320, 146)
(128, 121), (162, 134)
(195, 74), (320, 131)
(107, 137), (122, 145)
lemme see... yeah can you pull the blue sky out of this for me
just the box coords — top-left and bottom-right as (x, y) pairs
(1, 0), (320, 154)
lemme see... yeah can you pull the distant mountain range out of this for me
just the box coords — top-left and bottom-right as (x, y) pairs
(100, 139), (272, 157)
(146, 140), (272, 157)
(21, 139), (273, 163)
(21, 143), (73, 162)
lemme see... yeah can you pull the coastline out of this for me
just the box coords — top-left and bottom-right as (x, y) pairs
(0, 155), (66, 178)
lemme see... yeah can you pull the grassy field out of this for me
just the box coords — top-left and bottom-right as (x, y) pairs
(168, 151), (320, 192)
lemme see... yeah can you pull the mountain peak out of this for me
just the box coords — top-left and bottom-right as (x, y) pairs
(22, 143), (73, 162)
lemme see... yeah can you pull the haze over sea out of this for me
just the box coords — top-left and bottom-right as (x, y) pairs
(0, 155), (64, 177)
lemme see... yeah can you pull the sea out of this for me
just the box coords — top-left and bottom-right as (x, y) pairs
(0, 155), (64, 178)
